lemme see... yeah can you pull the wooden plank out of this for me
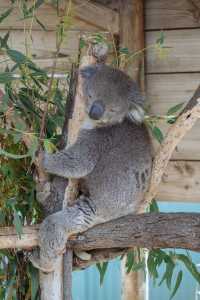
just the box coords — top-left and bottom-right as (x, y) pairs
(145, 0), (200, 30)
(158, 161), (200, 202)
(146, 29), (200, 73)
(119, 1), (145, 300)
(0, 30), (114, 72)
(119, 0), (144, 84)
(147, 73), (200, 160)
(0, 0), (119, 33)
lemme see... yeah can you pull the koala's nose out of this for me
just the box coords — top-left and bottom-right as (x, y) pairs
(89, 101), (105, 120)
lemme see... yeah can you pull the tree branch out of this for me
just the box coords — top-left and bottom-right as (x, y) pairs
(2, 212), (200, 259)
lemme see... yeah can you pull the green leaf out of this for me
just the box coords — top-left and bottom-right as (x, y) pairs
(43, 139), (57, 154)
(13, 208), (23, 239)
(7, 49), (27, 64)
(176, 254), (200, 284)
(0, 31), (10, 48)
(149, 200), (159, 212)
(167, 102), (185, 116)
(0, 7), (13, 24)
(156, 31), (165, 47)
(126, 251), (135, 273)
(152, 126), (164, 144)
(119, 47), (130, 55)
(170, 270), (183, 300)
(28, 264), (39, 300)
(7, 49), (35, 69)
(27, 135), (39, 160)
(96, 262), (108, 285)
(35, 17), (47, 31)
(0, 148), (30, 159)
(79, 37), (86, 49)
(0, 72), (15, 83)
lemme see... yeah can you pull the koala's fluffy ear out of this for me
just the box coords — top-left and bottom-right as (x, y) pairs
(128, 102), (145, 124)
(79, 65), (98, 79)
(128, 82), (145, 124)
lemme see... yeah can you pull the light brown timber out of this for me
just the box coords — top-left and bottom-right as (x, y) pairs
(145, 0), (200, 30)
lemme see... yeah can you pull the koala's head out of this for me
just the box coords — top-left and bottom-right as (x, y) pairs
(80, 64), (145, 127)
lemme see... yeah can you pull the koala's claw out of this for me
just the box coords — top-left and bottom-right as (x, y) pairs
(29, 251), (55, 273)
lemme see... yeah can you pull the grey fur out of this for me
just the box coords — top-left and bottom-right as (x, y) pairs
(31, 65), (152, 272)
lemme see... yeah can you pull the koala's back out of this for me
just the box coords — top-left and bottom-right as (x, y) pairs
(82, 119), (152, 221)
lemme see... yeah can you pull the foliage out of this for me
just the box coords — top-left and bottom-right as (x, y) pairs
(0, 1), (198, 299)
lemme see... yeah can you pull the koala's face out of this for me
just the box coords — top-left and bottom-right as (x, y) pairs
(80, 64), (144, 127)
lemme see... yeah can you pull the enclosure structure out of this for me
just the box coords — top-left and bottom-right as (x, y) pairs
(0, 0), (200, 299)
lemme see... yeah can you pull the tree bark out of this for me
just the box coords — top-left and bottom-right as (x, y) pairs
(2, 212), (200, 253)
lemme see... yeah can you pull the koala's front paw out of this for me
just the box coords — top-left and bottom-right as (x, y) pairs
(30, 214), (67, 272)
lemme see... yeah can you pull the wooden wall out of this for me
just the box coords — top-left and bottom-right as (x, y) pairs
(0, 0), (200, 202)
(145, 0), (200, 201)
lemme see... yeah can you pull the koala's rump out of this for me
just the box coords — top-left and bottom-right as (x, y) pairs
(84, 120), (152, 220)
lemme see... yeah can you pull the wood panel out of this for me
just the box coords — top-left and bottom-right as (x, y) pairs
(145, 0), (200, 30)
(158, 161), (200, 202)
(147, 73), (200, 160)
(0, 30), (79, 72)
(146, 29), (200, 73)
(0, 0), (119, 33)
(0, 30), (114, 72)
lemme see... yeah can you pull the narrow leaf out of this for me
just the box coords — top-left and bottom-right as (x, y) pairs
(152, 126), (164, 144)
(0, 148), (30, 159)
(96, 262), (108, 285)
(170, 270), (183, 300)
(0, 72), (15, 83)
(13, 209), (22, 239)
(167, 102), (185, 115)
(0, 7), (13, 24)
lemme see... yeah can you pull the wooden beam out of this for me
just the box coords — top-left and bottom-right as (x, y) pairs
(145, 0), (200, 30)
(0, 0), (119, 33)
(119, 0), (144, 86)
(119, 1), (145, 299)
(3, 212), (200, 252)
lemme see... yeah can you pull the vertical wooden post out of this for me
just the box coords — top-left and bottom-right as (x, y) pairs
(119, 1), (146, 300)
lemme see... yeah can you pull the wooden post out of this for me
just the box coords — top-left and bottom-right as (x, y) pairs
(119, 1), (145, 300)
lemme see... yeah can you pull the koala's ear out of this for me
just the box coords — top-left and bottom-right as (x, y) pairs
(127, 81), (145, 124)
(128, 102), (145, 124)
(79, 65), (98, 79)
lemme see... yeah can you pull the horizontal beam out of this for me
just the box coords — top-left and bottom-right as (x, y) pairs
(2, 213), (200, 253)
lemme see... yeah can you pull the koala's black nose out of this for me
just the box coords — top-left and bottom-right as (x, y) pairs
(89, 101), (105, 120)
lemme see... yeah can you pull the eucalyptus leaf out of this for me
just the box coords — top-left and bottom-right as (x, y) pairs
(13, 208), (23, 239)
(152, 126), (164, 144)
(96, 262), (108, 285)
(167, 102), (185, 115)
(170, 270), (183, 300)
(0, 7), (13, 24)
(0, 72), (15, 83)
(0, 148), (30, 159)
(28, 264), (39, 300)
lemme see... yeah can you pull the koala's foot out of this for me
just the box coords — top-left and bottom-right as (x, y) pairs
(30, 213), (68, 273)
(30, 197), (97, 272)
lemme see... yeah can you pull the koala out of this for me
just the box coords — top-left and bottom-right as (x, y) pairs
(31, 64), (152, 272)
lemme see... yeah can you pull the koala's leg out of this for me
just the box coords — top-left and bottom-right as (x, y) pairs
(30, 196), (98, 272)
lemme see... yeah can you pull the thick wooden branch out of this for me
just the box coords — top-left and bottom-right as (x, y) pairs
(2, 212), (200, 253)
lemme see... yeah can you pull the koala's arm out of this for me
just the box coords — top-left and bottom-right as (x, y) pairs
(43, 130), (100, 178)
